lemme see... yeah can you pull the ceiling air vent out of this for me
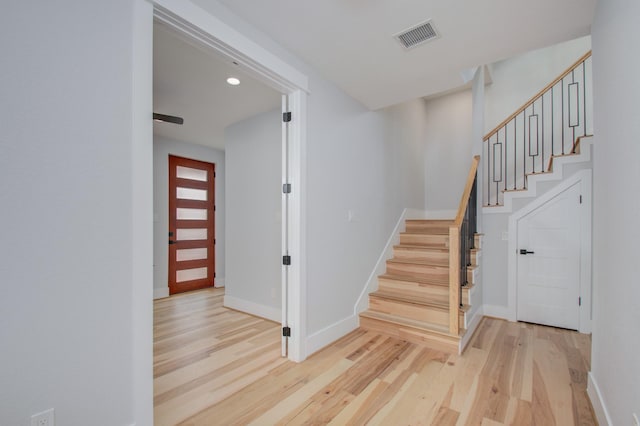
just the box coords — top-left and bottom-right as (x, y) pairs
(395, 20), (440, 50)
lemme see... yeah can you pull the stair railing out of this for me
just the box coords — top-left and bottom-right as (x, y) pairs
(483, 51), (592, 206)
(449, 155), (479, 335)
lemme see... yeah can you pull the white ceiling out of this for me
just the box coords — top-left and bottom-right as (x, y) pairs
(153, 1), (596, 148)
(153, 21), (281, 150)
(215, 0), (596, 110)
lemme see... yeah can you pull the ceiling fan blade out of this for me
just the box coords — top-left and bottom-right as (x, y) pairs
(153, 113), (184, 125)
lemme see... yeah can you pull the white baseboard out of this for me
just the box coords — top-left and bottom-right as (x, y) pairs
(153, 287), (169, 300)
(216, 277), (225, 287)
(306, 314), (359, 357)
(482, 304), (511, 320)
(460, 306), (484, 353)
(587, 372), (612, 426)
(224, 295), (281, 322)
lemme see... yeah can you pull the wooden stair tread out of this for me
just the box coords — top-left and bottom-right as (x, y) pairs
(379, 273), (448, 287)
(371, 290), (471, 313)
(394, 244), (449, 252)
(360, 310), (466, 338)
(387, 258), (449, 268)
(405, 219), (454, 226)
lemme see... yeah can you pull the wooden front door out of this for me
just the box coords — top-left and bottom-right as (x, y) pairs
(168, 155), (215, 295)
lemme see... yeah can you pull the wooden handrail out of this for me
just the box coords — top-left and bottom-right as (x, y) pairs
(483, 50), (592, 141)
(448, 155), (480, 336)
(453, 155), (480, 227)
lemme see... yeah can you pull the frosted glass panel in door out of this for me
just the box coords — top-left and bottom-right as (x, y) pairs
(177, 187), (207, 201)
(176, 228), (207, 241)
(176, 267), (208, 282)
(176, 166), (207, 181)
(177, 208), (208, 220)
(176, 248), (208, 262)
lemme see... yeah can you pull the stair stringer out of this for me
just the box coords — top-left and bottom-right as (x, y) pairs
(484, 136), (593, 214)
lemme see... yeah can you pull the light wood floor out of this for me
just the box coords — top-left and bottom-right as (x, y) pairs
(154, 288), (596, 425)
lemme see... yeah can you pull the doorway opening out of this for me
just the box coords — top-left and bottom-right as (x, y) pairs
(149, 3), (309, 362)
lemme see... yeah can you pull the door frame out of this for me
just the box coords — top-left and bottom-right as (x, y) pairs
(152, 0), (309, 363)
(131, 2), (310, 422)
(507, 169), (592, 333)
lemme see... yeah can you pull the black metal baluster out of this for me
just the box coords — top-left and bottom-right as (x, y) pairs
(583, 60), (587, 139)
(542, 94), (545, 171)
(562, 77), (565, 154)
(551, 85), (555, 156)
(504, 125), (507, 193)
(513, 115), (517, 190)
(522, 113), (527, 189)
(571, 70), (576, 146)
(487, 140), (490, 205)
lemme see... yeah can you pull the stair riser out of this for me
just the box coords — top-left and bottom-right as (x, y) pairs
(393, 247), (449, 265)
(369, 297), (449, 326)
(359, 316), (459, 353)
(385, 262), (449, 281)
(404, 225), (450, 234)
(377, 279), (448, 305)
(470, 250), (480, 266)
(399, 233), (449, 247)
(462, 287), (470, 305)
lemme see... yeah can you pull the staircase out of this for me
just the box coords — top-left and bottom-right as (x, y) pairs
(360, 220), (480, 353)
(359, 157), (481, 354)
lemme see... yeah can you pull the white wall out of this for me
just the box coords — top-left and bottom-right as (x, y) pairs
(0, 1), (138, 425)
(153, 136), (226, 298)
(590, 1), (640, 424)
(224, 109), (282, 317)
(423, 90), (474, 211)
(380, 98), (428, 217)
(191, 0), (427, 340)
(485, 36), (592, 134)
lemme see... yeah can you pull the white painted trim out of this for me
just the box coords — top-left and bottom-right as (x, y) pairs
(587, 372), (612, 426)
(482, 304), (511, 320)
(306, 314), (359, 357)
(153, 287), (169, 299)
(484, 136), (592, 214)
(152, 0), (308, 93)
(215, 277), (225, 287)
(285, 89), (308, 362)
(148, 1), (309, 363)
(131, 1), (154, 425)
(460, 307), (484, 353)
(507, 169), (592, 331)
(224, 295), (281, 323)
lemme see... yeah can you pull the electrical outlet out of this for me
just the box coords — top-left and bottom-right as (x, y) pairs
(31, 408), (54, 426)
(632, 413), (639, 426)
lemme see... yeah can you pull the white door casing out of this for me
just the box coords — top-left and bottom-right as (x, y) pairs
(516, 182), (581, 329)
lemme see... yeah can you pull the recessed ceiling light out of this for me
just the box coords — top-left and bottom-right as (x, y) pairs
(226, 77), (240, 86)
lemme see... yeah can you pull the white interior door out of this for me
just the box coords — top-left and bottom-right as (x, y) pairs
(517, 182), (581, 330)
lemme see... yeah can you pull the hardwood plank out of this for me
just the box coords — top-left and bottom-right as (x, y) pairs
(153, 290), (596, 426)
